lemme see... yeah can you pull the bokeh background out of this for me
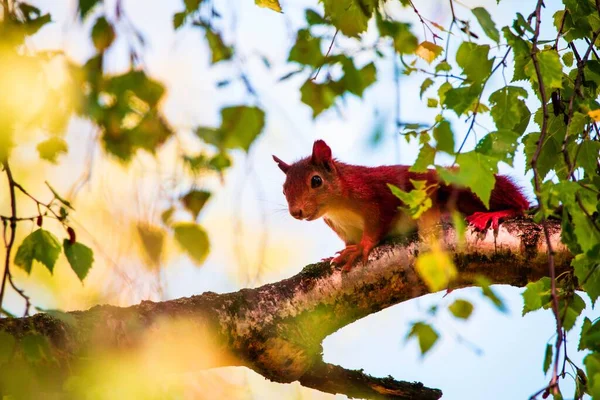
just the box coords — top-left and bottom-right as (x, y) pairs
(0, 0), (596, 399)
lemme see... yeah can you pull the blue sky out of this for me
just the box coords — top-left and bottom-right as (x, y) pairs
(17, 0), (598, 399)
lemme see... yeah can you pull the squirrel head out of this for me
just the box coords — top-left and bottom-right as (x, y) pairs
(273, 140), (343, 221)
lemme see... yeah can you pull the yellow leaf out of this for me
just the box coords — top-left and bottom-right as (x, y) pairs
(415, 247), (457, 292)
(255, 0), (282, 13)
(416, 41), (444, 64)
(588, 109), (600, 121)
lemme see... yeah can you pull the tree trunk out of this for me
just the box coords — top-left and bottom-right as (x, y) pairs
(0, 218), (572, 399)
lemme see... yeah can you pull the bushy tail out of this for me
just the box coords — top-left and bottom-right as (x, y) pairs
(490, 175), (530, 212)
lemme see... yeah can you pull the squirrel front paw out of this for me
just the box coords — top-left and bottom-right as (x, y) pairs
(331, 244), (364, 272)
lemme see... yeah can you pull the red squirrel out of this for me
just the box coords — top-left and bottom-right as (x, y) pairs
(273, 140), (529, 271)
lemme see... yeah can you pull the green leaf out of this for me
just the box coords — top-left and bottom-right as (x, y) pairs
(433, 120), (454, 154)
(173, 222), (210, 265)
(488, 86), (529, 131)
(173, 11), (186, 29)
(561, 293), (585, 331)
(197, 106), (265, 151)
(579, 140), (600, 177)
(14, 229), (61, 274)
(427, 98), (438, 108)
(584, 353), (600, 399)
(543, 344), (553, 374)
(323, 0), (376, 37)
(456, 42), (492, 83)
(78, 0), (102, 20)
(472, 7), (500, 42)
(420, 78), (434, 99)
(0, 331), (15, 365)
(91, 16), (115, 52)
(21, 334), (52, 363)
(377, 18), (418, 54)
(339, 59), (377, 97)
(525, 50), (563, 90)
(415, 248), (457, 292)
(136, 223), (164, 267)
(410, 143), (436, 172)
(475, 276), (507, 313)
(288, 29), (323, 67)
(443, 85), (481, 117)
(437, 152), (497, 208)
(475, 130), (520, 166)
(63, 240), (94, 282)
(572, 251), (600, 306)
(255, 0), (282, 12)
(579, 317), (600, 352)
(205, 29), (233, 64)
(184, 0), (201, 11)
(306, 9), (327, 25)
(161, 207), (175, 226)
(522, 277), (551, 315)
(406, 322), (439, 355)
(562, 52), (574, 68)
(181, 190), (211, 219)
(37, 137), (68, 163)
(300, 80), (337, 117)
(503, 27), (531, 82)
(448, 299), (473, 319)
(416, 41), (443, 64)
(388, 182), (433, 219)
(435, 60), (452, 72)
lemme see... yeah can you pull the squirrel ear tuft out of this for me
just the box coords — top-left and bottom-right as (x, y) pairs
(311, 140), (333, 169)
(272, 155), (290, 174)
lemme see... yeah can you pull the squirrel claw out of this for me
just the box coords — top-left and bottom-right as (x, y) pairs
(332, 245), (362, 272)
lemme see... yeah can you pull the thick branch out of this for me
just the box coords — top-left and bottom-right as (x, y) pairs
(0, 218), (571, 399)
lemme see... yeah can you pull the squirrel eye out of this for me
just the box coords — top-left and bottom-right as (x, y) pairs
(311, 175), (323, 188)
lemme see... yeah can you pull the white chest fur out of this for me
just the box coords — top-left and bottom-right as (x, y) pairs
(324, 208), (365, 244)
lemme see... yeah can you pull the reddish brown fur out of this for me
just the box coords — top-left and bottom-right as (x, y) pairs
(274, 140), (529, 271)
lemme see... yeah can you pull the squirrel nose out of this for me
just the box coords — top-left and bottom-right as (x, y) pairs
(290, 208), (303, 220)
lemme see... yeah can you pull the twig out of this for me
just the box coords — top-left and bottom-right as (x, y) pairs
(311, 29), (338, 81)
(529, 1), (562, 395)
(0, 162), (18, 315)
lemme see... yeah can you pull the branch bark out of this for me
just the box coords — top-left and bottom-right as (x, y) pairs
(0, 218), (572, 399)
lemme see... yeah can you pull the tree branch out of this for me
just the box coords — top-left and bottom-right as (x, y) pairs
(0, 218), (571, 399)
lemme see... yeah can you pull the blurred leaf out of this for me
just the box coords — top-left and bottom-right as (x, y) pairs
(184, 0), (201, 12)
(205, 29), (233, 64)
(218, 106), (265, 151)
(0, 331), (15, 365)
(409, 143), (436, 172)
(388, 182), (432, 219)
(579, 140), (600, 177)
(452, 210), (466, 245)
(306, 9), (327, 25)
(472, 7), (499, 42)
(21, 334), (52, 364)
(323, 0), (375, 37)
(560, 293), (585, 331)
(378, 18), (418, 54)
(448, 299), (473, 319)
(420, 78), (433, 99)
(136, 224), (164, 267)
(181, 190), (211, 219)
(522, 277), (551, 315)
(437, 152), (497, 208)
(288, 29), (323, 67)
(91, 16), (115, 52)
(543, 344), (552, 374)
(562, 52), (574, 67)
(433, 120), (454, 154)
(475, 276), (507, 313)
(300, 80), (337, 117)
(37, 137), (68, 163)
(14, 229), (61, 274)
(572, 250), (600, 306)
(406, 322), (439, 355)
(415, 41), (443, 64)
(173, 11), (186, 29)
(78, 0), (102, 20)
(46, 182), (74, 210)
(427, 98), (438, 108)
(415, 247), (457, 292)
(255, 0), (282, 13)
(456, 42), (492, 83)
(173, 222), (210, 265)
(63, 240), (94, 282)
(435, 60), (452, 72)
(161, 207), (175, 226)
